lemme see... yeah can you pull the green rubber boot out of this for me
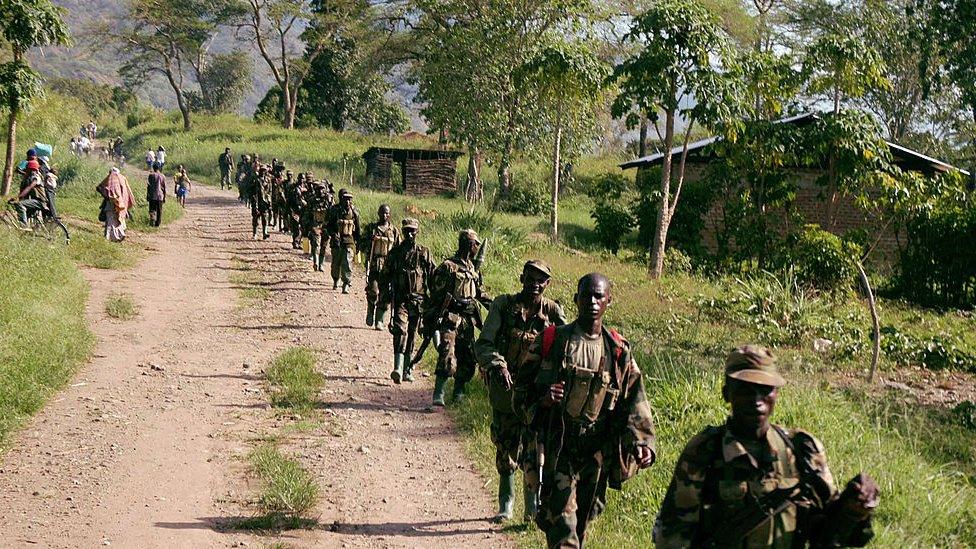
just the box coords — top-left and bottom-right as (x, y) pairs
(391, 353), (404, 385)
(366, 302), (376, 327)
(523, 478), (538, 522)
(402, 362), (415, 382)
(452, 380), (467, 403)
(492, 472), (516, 523)
(432, 375), (448, 406)
(374, 307), (388, 331)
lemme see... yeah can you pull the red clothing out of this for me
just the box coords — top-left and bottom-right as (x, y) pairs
(26, 159), (40, 172)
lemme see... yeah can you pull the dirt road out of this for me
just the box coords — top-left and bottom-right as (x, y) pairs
(0, 183), (509, 548)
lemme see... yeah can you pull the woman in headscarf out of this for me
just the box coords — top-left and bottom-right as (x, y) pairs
(97, 167), (135, 242)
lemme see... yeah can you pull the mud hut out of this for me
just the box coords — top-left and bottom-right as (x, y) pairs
(362, 147), (464, 196)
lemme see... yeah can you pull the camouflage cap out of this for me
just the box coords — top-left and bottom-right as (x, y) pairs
(524, 259), (552, 278)
(724, 345), (786, 387)
(402, 217), (419, 229)
(458, 229), (481, 244)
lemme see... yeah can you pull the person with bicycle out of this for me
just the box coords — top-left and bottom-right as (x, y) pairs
(9, 164), (48, 226)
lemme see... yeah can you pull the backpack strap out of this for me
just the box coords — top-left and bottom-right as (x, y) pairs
(608, 329), (625, 361)
(541, 324), (557, 359)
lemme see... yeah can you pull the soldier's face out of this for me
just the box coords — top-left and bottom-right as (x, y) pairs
(575, 278), (610, 322)
(465, 237), (481, 257)
(726, 379), (777, 433)
(404, 228), (417, 243)
(520, 269), (550, 297)
(379, 207), (391, 223)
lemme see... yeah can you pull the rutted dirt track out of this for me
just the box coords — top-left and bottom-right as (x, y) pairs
(0, 183), (510, 548)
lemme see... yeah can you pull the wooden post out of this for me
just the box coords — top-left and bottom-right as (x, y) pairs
(857, 261), (881, 382)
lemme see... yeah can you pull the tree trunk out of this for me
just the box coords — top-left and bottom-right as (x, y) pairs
(282, 84), (295, 129)
(2, 109), (16, 196)
(638, 116), (648, 157)
(858, 261), (881, 382)
(465, 143), (482, 203)
(550, 105), (563, 243)
(649, 109), (675, 278)
(163, 63), (192, 132)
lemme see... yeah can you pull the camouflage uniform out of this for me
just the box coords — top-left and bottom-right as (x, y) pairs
(379, 218), (435, 383)
(515, 322), (656, 549)
(361, 219), (400, 328)
(427, 238), (488, 402)
(285, 172), (305, 249)
(235, 155), (250, 201)
(327, 191), (360, 291)
(218, 150), (233, 190)
(475, 276), (566, 521)
(302, 179), (332, 271)
(249, 165), (272, 239)
(271, 172), (287, 231)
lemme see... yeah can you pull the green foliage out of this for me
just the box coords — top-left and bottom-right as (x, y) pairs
(104, 292), (139, 320)
(586, 172), (634, 254)
(190, 52), (253, 115)
(881, 326), (976, 372)
(266, 347), (323, 410)
(497, 182), (548, 216)
(803, 28), (890, 106)
(776, 224), (861, 294)
(48, 78), (137, 119)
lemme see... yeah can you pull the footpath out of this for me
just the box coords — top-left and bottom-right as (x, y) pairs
(0, 182), (509, 548)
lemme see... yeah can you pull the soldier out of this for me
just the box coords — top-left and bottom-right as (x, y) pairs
(235, 154), (250, 202)
(475, 259), (566, 523)
(284, 170), (305, 249)
(218, 147), (234, 190)
(426, 229), (489, 406)
(361, 204), (400, 329)
(250, 164), (272, 239)
(653, 345), (880, 549)
(379, 217), (435, 384)
(327, 189), (361, 293)
(514, 272), (655, 548)
(303, 178), (332, 271)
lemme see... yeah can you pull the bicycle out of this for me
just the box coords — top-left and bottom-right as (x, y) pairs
(2, 200), (70, 245)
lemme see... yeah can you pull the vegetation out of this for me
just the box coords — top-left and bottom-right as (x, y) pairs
(265, 347), (323, 410)
(248, 443), (320, 519)
(105, 292), (139, 320)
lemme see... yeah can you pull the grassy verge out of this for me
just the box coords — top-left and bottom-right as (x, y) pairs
(266, 348), (323, 410)
(0, 230), (94, 448)
(235, 443), (319, 531)
(104, 292), (138, 320)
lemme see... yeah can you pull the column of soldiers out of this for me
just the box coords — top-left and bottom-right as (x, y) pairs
(222, 150), (882, 549)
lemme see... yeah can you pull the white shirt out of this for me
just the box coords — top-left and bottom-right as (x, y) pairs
(156, 150), (166, 163)
(146, 151), (156, 162)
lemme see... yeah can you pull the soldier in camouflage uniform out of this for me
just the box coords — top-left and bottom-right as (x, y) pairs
(514, 272), (655, 548)
(327, 189), (360, 293)
(284, 170), (305, 249)
(653, 345), (879, 549)
(235, 154), (250, 202)
(303, 178), (332, 272)
(361, 204), (400, 329)
(270, 166), (288, 232)
(475, 259), (566, 523)
(427, 229), (489, 406)
(379, 217), (435, 384)
(249, 164), (272, 240)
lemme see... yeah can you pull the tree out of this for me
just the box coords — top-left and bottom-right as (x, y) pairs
(237, 0), (362, 129)
(926, 0), (976, 172)
(520, 41), (608, 241)
(612, 0), (745, 278)
(190, 51), (253, 114)
(114, 0), (241, 131)
(0, 0), (70, 195)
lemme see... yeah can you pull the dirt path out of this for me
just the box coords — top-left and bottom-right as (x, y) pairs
(0, 183), (509, 548)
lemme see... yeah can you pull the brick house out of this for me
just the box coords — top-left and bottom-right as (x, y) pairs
(619, 113), (969, 262)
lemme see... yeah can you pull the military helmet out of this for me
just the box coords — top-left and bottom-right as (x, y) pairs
(724, 345), (786, 387)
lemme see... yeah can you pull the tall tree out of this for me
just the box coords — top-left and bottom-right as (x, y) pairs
(612, 0), (745, 278)
(114, 0), (241, 131)
(520, 42), (608, 241)
(926, 0), (976, 172)
(0, 0), (70, 195)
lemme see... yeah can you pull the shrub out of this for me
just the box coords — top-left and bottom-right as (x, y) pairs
(880, 326), (976, 372)
(663, 247), (694, 274)
(266, 348), (323, 409)
(587, 172), (635, 254)
(497, 182), (548, 216)
(896, 205), (976, 309)
(778, 224), (860, 294)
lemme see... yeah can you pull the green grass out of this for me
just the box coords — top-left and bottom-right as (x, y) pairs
(0, 229), (94, 448)
(266, 347), (323, 410)
(104, 292), (138, 320)
(249, 443), (320, 518)
(229, 257), (271, 305)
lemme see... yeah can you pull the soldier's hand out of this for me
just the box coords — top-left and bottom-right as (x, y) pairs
(542, 381), (565, 408)
(635, 445), (654, 469)
(497, 367), (513, 390)
(841, 473), (880, 519)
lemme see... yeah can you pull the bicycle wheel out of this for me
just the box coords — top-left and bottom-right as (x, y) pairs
(45, 218), (70, 245)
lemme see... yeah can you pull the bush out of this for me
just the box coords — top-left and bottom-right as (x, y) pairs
(497, 182), (548, 216)
(880, 326), (976, 372)
(896, 204), (976, 309)
(587, 172), (635, 254)
(778, 224), (861, 294)
(664, 247), (694, 274)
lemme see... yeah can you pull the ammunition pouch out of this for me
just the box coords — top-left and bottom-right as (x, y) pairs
(339, 217), (355, 238)
(448, 298), (478, 316)
(562, 365), (619, 424)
